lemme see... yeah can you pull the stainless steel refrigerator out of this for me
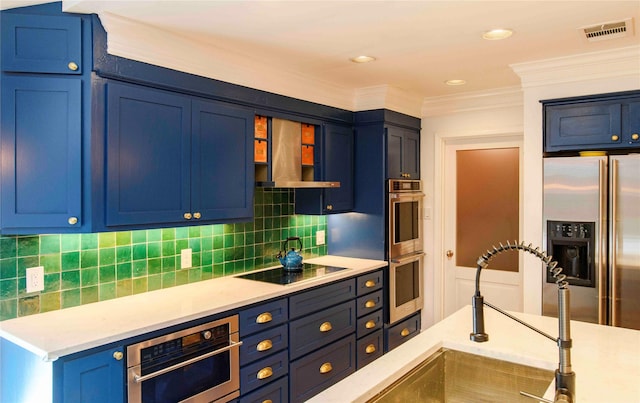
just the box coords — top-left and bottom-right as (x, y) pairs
(543, 154), (640, 330)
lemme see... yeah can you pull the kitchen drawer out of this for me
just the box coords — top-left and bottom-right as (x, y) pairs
(289, 278), (355, 319)
(240, 349), (288, 395)
(240, 323), (288, 366)
(290, 334), (356, 403)
(239, 375), (288, 403)
(356, 329), (383, 370)
(356, 309), (383, 339)
(356, 269), (383, 295)
(289, 300), (356, 360)
(356, 289), (383, 318)
(385, 311), (421, 352)
(239, 298), (288, 337)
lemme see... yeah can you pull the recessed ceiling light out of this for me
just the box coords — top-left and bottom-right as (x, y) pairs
(350, 55), (376, 63)
(445, 79), (466, 86)
(482, 28), (513, 40)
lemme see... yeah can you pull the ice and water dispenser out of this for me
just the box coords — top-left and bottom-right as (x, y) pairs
(546, 221), (595, 287)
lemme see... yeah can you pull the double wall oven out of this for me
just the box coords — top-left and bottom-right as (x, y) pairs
(126, 315), (242, 403)
(387, 179), (425, 324)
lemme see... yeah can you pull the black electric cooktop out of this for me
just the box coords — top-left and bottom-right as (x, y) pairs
(237, 263), (350, 285)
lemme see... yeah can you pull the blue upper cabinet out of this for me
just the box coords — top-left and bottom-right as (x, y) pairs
(386, 125), (420, 179)
(104, 80), (254, 228)
(543, 91), (640, 153)
(1, 13), (82, 74)
(295, 123), (354, 214)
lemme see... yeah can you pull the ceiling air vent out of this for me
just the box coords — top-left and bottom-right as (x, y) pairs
(580, 18), (633, 42)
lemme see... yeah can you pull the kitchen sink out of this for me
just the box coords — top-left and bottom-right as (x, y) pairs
(367, 348), (554, 403)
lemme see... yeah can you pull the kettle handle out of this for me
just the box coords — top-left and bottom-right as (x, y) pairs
(283, 236), (303, 252)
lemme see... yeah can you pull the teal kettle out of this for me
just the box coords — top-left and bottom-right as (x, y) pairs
(276, 237), (304, 271)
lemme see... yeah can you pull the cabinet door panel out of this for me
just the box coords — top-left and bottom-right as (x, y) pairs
(105, 81), (191, 226)
(1, 13), (82, 74)
(545, 103), (622, 151)
(1, 76), (82, 230)
(402, 129), (420, 179)
(191, 100), (254, 220)
(386, 128), (403, 179)
(323, 123), (354, 212)
(61, 347), (125, 403)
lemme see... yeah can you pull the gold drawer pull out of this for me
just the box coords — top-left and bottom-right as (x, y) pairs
(400, 328), (410, 337)
(319, 322), (332, 332)
(365, 300), (376, 308)
(256, 312), (272, 324)
(112, 351), (123, 361)
(256, 340), (273, 352)
(365, 320), (376, 329)
(263, 400), (273, 403)
(611, 134), (620, 141)
(365, 280), (376, 288)
(319, 362), (333, 374)
(365, 344), (376, 354)
(257, 367), (273, 380)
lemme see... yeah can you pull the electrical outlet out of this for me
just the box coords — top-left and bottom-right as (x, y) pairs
(316, 230), (326, 246)
(181, 248), (192, 269)
(26, 266), (45, 293)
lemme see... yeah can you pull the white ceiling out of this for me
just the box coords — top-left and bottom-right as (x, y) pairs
(4, 1), (639, 100)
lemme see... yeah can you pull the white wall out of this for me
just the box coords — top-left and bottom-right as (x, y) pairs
(421, 45), (640, 328)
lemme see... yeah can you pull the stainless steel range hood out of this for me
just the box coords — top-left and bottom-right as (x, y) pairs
(257, 118), (340, 188)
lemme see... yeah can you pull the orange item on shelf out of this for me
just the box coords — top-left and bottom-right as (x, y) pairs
(302, 145), (314, 165)
(254, 140), (267, 163)
(301, 124), (315, 144)
(255, 116), (267, 139)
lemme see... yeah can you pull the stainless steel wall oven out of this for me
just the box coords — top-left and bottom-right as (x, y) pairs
(388, 179), (424, 324)
(127, 315), (241, 403)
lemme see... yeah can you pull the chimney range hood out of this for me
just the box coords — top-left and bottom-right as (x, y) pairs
(257, 118), (340, 188)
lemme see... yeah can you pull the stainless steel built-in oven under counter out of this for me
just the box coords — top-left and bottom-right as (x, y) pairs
(127, 315), (242, 403)
(387, 179), (425, 325)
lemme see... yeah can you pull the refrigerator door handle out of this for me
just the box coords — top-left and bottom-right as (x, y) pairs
(609, 158), (619, 327)
(598, 158), (608, 325)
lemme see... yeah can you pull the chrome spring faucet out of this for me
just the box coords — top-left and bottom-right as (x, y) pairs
(470, 241), (576, 403)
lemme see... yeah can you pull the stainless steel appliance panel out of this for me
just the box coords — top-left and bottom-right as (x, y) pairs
(609, 155), (640, 329)
(388, 179), (424, 259)
(388, 252), (424, 324)
(543, 156), (606, 324)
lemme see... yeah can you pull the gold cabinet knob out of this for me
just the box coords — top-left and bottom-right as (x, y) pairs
(365, 344), (376, 354)
(319, 362), (333, 374)
(611, 134), (620, 141)
(67, 217), (78, 225)
(112, 351), (123, 361)
(365, 280), (376, 288)
(326, 204), (333, 211)
(365, 300), (376, 308)
(67, 61), (79, 71)
(256, 312), (272, 324)
(256, 340), (273, 352)
(319, 322), (332, 332)
(183, 212), (192, 220)
(193, 212), (201, 219)
(446, 250), (454, 259)
(632, 133), (639, 141)
(400, 328), (410, 337)
(256, 367), (273, 380)
(263, 400), (273, 403)
(365, 320), (376, 329)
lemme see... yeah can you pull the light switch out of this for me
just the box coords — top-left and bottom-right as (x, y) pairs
(181, 248), (192, 269)
(316, 230), (326, 245)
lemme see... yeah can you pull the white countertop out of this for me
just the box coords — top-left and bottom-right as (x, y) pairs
(0, 255), (386, 361)
(310, 305), (640, 403)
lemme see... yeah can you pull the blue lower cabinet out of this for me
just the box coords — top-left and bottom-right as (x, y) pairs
(240, 350), (288, 396)
(356, 309), (384, 339)
(240, 323), (288, 366)
(356, 329), (384, 370)
(239, 298), (288, 338)
(239, 376), (288, 403)
(59, 346), (125, 403)
(289, 334), (356, 403)
(385, 311), (421, 352)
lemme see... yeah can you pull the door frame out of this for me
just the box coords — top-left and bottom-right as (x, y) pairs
(431, 130), (524, 322)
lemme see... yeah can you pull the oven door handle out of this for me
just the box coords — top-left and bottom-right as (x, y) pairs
(390, 252), (425, 264)
(131, 340), (243, 383)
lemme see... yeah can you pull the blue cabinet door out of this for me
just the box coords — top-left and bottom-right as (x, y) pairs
(0, 76), (82, 231)
(1, 13), (82, 74)
(60, 347), (125, 403)
(386, 125), (420, 179)
(191, 99), (254, 221)
(105, 81), (192, 227)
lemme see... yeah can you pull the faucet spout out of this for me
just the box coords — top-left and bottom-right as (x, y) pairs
(470, 241), (576, 403)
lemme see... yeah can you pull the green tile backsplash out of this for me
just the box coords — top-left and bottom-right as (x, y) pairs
(0, 189), (327, 321)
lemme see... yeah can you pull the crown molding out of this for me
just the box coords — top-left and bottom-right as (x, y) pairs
(510, 45), (640, 89)
(421, 86), (523, 117)
(354, 85), (423, 117)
